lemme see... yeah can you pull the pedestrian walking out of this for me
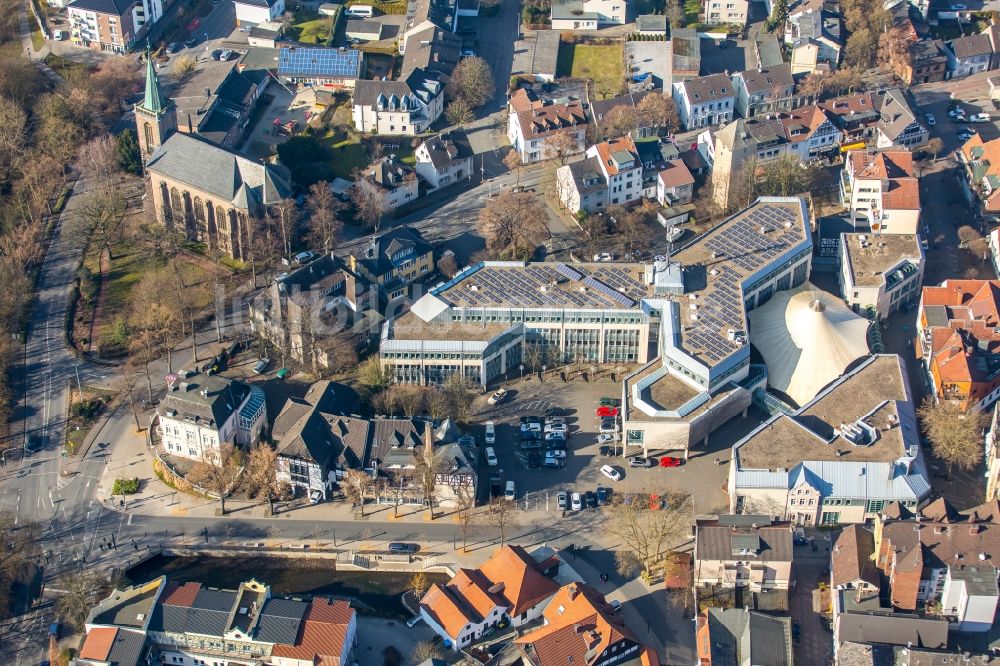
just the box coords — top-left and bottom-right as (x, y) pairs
(714, 457), (720, 465)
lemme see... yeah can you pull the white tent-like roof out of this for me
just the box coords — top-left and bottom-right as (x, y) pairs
(747, 283), (871, 407)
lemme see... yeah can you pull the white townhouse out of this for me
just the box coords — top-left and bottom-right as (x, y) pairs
(234, 0), (285, 27)
(414, 129), (474, 192)
(672, 73), (735, 130)
(555, 135), (643, 214)
(351, 68), (444, 136)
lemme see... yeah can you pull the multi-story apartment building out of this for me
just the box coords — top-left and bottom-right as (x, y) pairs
(555, 135), (643, 214)
(704, 107), (841, 211)
(694, 515), (793, 595)
(841, 149), (921, 234)
(420, 545), (560, 650)
(731, 64), (798, 118)
(351, 68), (444, 136)
(68, 0), (161, 53)
(729, 354), (932, 525)
(840, 232), (924, 320)
(917, 279), (1000, 412)
(156, 370), (266, 463)
(672, 73), (735, 130)
(346, 227), (435, 303)
(507, 88), (588, 164)
(79, 577), (358, 666)
(703, 0), (749, 25)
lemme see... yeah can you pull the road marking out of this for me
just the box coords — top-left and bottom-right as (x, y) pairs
(128, 513), (133, 526)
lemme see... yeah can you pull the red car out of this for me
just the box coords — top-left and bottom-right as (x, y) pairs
(659, 456), (683, 468)
(596, 406), (619, 418)
(186, 17), (201, 31)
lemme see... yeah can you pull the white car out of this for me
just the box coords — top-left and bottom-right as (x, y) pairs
(924, 112), (936, 126)
(571, 492), (583, 511)
(596, 433), (617, 444)
(488, 388), (508, 405)
(970, 113), (991, 123)
(545, 416), (566, 426)
(505, 480), (515, 500)
(600, 465), (622, 481)
(593, 252), (613, 262)
(666, 226), (685, 243)
(484, 421), (495, 445)
(485, 446), (498, 466)
(544, 431), (566, 441)
(520, 422), (541, 433)
(544, 423), (567, 433)
(545, 449), (567, 459)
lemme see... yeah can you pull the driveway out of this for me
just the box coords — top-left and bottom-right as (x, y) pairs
(458, 0), (520, 113)
(789, 532), (834, 666)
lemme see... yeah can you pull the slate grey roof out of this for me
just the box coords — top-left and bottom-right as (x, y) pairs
(950, 565), (1000, 597)
(736, 63), (793, 94)
(158, 371), (251, 430)
(273, 382), (371, 470)
(566, 157), (608, 195)
(146, 133), (291, 209)
(346, 19), (382, 36)
(402, 24), (462, 76)
(754, 34), (784, 68)
(353, 227), (433, 279)
(876, 88), (923, 141)
(104, 628), (149, 666)
(256, 597), (309, 644)
(636, 14), (667, 32)
(678, 73), (733, 103)
(418, 129), (472, 171)
(152, 588), (237, 636)
(353, 69), (446, 110)
(696, 518), (794, 563)
(590, 91), (651, 123)
(67, 0), (133, 15)
(369, 417), (428, 466)
(706, 608), (793, 666)
(837, 613), (949, 649)
(950, 33), (993, 60)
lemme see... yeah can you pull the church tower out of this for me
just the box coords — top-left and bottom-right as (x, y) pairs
(134, 52), (176, 161)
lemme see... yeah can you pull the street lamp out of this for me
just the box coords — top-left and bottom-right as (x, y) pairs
(519, 363), (524, 381)
(541, 365), (546, 382)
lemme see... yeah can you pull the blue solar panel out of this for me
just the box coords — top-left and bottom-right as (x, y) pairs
(278, 47), (361, 78)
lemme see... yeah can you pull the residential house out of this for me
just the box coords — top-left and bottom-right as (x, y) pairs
(248, 255), (371, 369)
(414, 129), (473, 192)
(635, 13), (667, 36)
(840, 232), (924, 320)
(821, 88), (928, 149)
(507, 88), (588, 164)
(277, 46), (363, 87)
(589, 91), (655, 139)
(694, 516), (794, 599)
(984, 19), (1000, 70)
(671, 73), (735, 130)
(362, 156), (419, 210)
(959, 132), (1000, 215)
(672, 28), (701, 80)
(753, 33), (784, 68)
(419, 545), (560, 650)
(786, 8), (843, 75)
(703, 0), (748, 25)
(896, 38), (948, 85)
(731, 63), (798, 118)
(550, 0), (626, 29)
(513, 582), (659, 666)
(729, 354), (933, 525)
(917, 279), (1000, 412)
(79, 577), (359, 666)
(555, 135), (643, 214)
(945, 33), (994, 78)
(704, 107), (841, 211)
(156, 370), (265, 463)
(400, 21), (462, 78)
(696, 608), (794, 665)
(67, 0), (167, 53)
(351, 68), (444, 136)
(840, 149), (921, 234)
(346, 227), (434, 302)
(656, 159), (695, 206)
(234, 0), (285, 27)
(170, 59), (260, 149)
(272, 381), (368, 502)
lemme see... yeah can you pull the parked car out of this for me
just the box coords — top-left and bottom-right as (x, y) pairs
(211, 48), (223, 60)
(584, 491), (598, 508)
(520, 430), (542, 440)
(545, 416), (566, 426)
(599, 421), (618, 434)
(544, 423), (567, 433)
(599, 445), (617, 457)
(666, 226), (685, 243)
(520, 422), (541, 433)
(596, 486), (610, 504)
(505, 480), (515, 500)
(601, 465), (622, 481)
(545, 449), (567, 459)
(545, 407), (567, 417)
(628, 456), (653, 468)
(792, 620), (801, 644)
(294, 250), (318, 264)
(959, 129), (977, 141)
(593, 252), (613, 262)
(388, 542), (418, 554)
(544, 431), (566, 441)
(571, 492), (583, 511)
(220, 49), (234, 61)
(542, 458), (565, 469)
(484, 421), (495, 444)
(488, 388), (508, 405)
(557, 491), (568, 510)
(485, 447), (498, 466)
(970, 113), (991, 123)
(596, 406), (619, 418)
(520, 415), (541, 424)
(599, 397), (621, 407)
(167, 42), (182, 53)
(546, 441), (567, 451)
(520, 439), (542, 450)
(252, 358), (270, 374)
(596, 433), (616, 444)
(659, 456), (683, 467)
(924, 112), (936, 126)
(184, 36), (198, 48)
(52, 30), (67, 40)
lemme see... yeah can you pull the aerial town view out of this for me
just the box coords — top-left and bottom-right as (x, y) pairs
(6, 0), (1000, 661)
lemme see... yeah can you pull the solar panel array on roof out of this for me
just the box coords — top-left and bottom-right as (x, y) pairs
(278, 47), (361, 78)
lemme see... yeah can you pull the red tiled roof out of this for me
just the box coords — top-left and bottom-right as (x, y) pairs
(160, 581), (200, 607)
(79, 627), (118, 661)
(270, 598), (354, 663)
(593, 136), (638, 177)
(478, 545), (560, 617)
(658, 159), (695, 189)
(851, 150), (914, 179)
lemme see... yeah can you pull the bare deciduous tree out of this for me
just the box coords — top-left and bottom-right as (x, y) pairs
(502, 150), (523, 187)
(447, 56), (495, 109)
(350, 170), (388, 233)
(342, 469), (375, 516)
(605, 489), (692, 578)
(487, 496), (516, 546)
(189, 444), (243, 515)
(246, 442), (280, 514)
(918, 398), (988, 475)
(478, 190), (549, 260)
(56, 572), (111, 631)
(542, 131), (579, 165)
(305, 181), (344, 253)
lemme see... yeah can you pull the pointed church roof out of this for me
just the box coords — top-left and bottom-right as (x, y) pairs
(141, 51), (167, 114)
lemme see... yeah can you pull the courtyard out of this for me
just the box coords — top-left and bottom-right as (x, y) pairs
(556, 42), (625, 98)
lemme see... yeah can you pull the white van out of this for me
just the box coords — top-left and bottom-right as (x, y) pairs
(484, 421), (495, 445)
(505, 480), (515, 501)
(346, 4), (374, 17)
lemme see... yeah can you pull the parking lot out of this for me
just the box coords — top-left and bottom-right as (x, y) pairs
(471, 376), (767, 515)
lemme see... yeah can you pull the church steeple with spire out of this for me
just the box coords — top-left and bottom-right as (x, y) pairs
(135, 49), (177, 161)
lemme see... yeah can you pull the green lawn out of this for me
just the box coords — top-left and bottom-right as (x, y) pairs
(320, 130), (370, 179)
(347, 0), (408, 14)
(683, 0), (701, 25)
(556, 43), (624, 97)
(44, 53), (91, 77)
(30, 15), (44, 51)
(287, 11), (333, 44)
